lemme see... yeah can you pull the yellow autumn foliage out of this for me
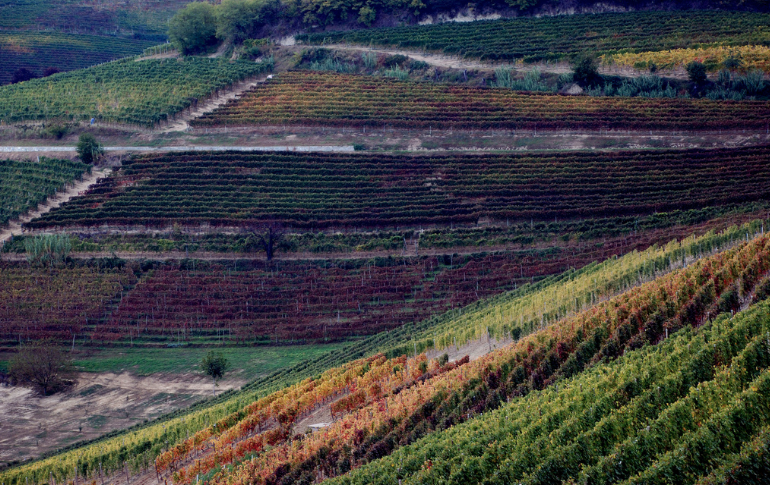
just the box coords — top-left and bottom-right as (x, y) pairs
(603, 45), (770, 73)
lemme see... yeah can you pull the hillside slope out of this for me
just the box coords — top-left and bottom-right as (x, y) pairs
(1, 221), (765, 485)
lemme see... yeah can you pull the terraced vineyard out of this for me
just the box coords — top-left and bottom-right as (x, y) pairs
(0, 158), (89, 226)
(25, 146), (770, 230)
(298, 10), (770, 62)
(0, 32), (156, 85)
(192, 72), (770, 131)
(0, 57), (273, 126)
(0, 0), (189, 39)
(143, 233), (770, 485)
(0, 264), (136, 345)
(1, 223), (757, 485)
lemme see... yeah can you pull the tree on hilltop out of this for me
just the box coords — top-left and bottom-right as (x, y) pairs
(168, 2), (218, 55)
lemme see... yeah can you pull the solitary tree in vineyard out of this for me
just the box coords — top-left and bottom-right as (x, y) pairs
(9, 340), (76, 396)
(201, 351), (229, 393)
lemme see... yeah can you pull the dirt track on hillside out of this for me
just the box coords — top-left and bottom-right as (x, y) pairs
(321, 44), (690, 80)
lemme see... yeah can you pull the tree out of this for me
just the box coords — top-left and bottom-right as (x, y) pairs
(215, 0), (267, 41)
(11, 68), (37, 84)
(686, 61), (708, 85)
(9, 340), (76, 396)
(201, 351), (229, 392)
(572, 56), (601, 87)
(168, 2), (218, 55)
(246, 221), (285, 261)
(76, 133), (104, 164)
(42, 67), (61, 77)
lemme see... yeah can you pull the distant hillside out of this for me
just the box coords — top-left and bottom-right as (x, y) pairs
(0, 0), (191, 40)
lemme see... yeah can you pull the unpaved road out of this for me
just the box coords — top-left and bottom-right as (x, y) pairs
(0, 372), (244, 467)
(321, 43), (689, 80)
(161, 75), (270, 133)
(0, 145), (354, 153)
(0, 168), (108, 244)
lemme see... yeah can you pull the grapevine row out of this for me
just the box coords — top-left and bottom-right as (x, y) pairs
(193, 72), (770, 131)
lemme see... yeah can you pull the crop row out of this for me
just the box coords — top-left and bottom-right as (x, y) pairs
(0, 222), (759, 485)
(298, 11), (770, 62)
(192, 72), (770, 131)
(0, 0), (188, 39)
(0, 233), (657, 346)
(25, 146), (770, 230)
(0, 57), (273, 126)
(0, 264), (136, 344)
(0, 158), (89, 226)
(175, 233), (770, 485)
(329, 271), (770, 485)
(0, 31), (155, 85)
(604, 44), (770, 73)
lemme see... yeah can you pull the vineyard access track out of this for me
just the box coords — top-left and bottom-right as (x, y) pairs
(314, 44), (690, 80)
(160, 75), (272, 133)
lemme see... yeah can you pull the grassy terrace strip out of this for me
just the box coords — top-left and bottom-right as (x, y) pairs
(25, 146), (770, 230)
(0, 158), (89, 226)
(0, 32), (156, 85)
(0, 222), (760, 485)
(161, 232), (770, 485)
(4, 202), (767, 254)
(297, 11), (770, 62)
(0, 58), (273, 126)
(192, 72), (770, 131)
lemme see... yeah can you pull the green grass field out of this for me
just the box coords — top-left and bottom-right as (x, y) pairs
(0, 344), (347, 378)
(70, 344), (347, 376)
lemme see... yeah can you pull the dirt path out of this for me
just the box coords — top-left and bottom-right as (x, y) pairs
(322, 44), (689, 80)
(0, 168), (108, 245)
(161, 75), (271, 133)
(0, 146), (355, 153)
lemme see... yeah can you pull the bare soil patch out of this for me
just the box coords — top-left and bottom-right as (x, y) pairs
(0, 372), (244, 467)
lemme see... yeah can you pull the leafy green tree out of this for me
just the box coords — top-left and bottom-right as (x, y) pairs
(201, 351), (230, 391)
(686, 61), (708, 85)
(168, 2), (218, 55)
(76, 133), (103, 164)
(572, 56), (601, 87)
(215, 0), (278, 41)
(358, 6), (376, 26)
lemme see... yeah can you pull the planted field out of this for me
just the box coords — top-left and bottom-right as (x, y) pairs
(138, 233), (770, 485)
(26, 146), (770, 230)
(0, 58), (272, 126)
(0, 0), (189, 40)
(604, 44), (770, 73)
(0, 32), (156, 85)
(298, 11), (770, 62)
(192, 72), (770, 131)
(1, 222), (753, 485)
(0, 238), (644, 346)
(0, 158), (89, 226)
(0, 264), (136, 344)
